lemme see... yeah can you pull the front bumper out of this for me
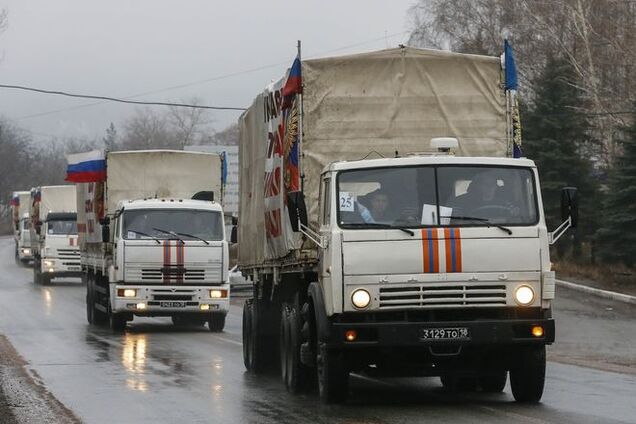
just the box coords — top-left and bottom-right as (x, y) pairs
(111, 284), (230, 315)
(18, 248), (33, 261)
(328, 318), (554, 348)
(40, 258), (82, 276)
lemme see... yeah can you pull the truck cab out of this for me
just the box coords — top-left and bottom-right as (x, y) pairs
(33, 212), (81, 284)
(279, 153), (575, 402)
(98, 198), (229, 330)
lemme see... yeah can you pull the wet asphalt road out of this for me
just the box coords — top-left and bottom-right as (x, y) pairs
(0, 237), (635, 424)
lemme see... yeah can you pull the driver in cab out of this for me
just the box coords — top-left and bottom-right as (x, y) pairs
(453, 171), (515, 218)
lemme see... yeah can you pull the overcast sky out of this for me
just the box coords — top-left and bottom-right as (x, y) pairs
(0, 0), (414, 145)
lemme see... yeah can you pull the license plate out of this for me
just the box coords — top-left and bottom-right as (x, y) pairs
(160, 301), (186, 308)
(420, 327), (470, 340)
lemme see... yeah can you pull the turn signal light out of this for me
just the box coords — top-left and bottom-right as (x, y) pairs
(531, 325), (544, 337)
(345, 330), (357, 342)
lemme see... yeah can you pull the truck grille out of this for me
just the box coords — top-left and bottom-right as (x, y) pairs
(141, 268), (206, 282)
(378, 283), (506, 309)
(150, 288), (196, 302)
(58, 248), (80, 258)
(124, 264), (222, 284)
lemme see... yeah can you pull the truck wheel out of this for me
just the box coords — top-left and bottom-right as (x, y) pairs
(317, 342), (349, 403)
(33, 259), (41, 284)
(243, 300), (254, 370)
(85, 275), (94, 324)
(510, 346), (546, 403)
(108, 304), (127, 332)
(282, 306), (313, 393)
(208, 312), (226, 332)
(279, 305), (290, 385)
(243, 298), (274, 373)
(87, 273), (108, 325)
(479, 371), (507, 393)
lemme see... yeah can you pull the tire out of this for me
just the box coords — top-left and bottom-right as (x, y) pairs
(33, 259), (41, 284)
(510, 346), (546, 403)
(108, 304), (126, 332)
(109, 313), (127, 332)
(279, 305), (290, 386)
(85, 274), (94, 324)
(208, 312), (226, 332)
(243, 300), (254, 370)
(243, 298), (274, 373)
(317, 342), (349, 403)
(88, 273), (108, 325)
(285, 307), (313, 393)
(479, 371), (507, 393)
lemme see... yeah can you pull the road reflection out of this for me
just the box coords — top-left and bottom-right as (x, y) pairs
(122, 333), (148, 392)
(43, 288), (52, 316)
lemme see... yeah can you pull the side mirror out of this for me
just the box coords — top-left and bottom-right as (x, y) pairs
(231, 216), (238, 226)
(35, 222), (41, 235)
(561, 187), (578, 229)
(100, 216), (110, 226)
(230, 226), (237, 244)
(102, 225), (110, 243)
(287, 191), (308, 232)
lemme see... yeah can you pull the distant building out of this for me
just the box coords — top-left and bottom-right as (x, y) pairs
(184, 145), (238, 217)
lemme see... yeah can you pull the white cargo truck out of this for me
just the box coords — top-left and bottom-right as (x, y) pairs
(10, 191), (33, 263)
(72, 150), (229, 332)
(237, 47), (577, 403)
(30, 185), (81, 284)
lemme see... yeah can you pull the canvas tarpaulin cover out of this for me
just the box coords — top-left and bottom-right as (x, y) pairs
(238, 46), (507, 265)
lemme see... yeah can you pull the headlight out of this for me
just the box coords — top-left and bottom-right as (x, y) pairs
(22, 249), (31, 255)
(514, 285), (535, 306)
(44, 260), (54, 267)
(351, 289), (371, 309)
(209, 289), (228, 299)
(117, 289), (137, 298)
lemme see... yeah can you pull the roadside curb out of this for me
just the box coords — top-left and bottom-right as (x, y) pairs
(556, 279), (636, 305)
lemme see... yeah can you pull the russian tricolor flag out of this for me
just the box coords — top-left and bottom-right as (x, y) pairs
(65, 150), (106, 183)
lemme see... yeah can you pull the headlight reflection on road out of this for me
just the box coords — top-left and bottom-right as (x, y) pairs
(44, 289), (52, 316)
(122, 334), (148, 392)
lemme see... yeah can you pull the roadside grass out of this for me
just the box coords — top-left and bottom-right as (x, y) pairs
(554, 260), (636, 295)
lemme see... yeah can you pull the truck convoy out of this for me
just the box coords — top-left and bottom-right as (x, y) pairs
(237, 46), (576, 403)
(10, 191), (33, 264)
(29, 185), (81, 285)
(69, 150), (229, 332)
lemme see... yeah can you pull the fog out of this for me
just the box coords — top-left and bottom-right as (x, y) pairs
(0, 0), (412, 143)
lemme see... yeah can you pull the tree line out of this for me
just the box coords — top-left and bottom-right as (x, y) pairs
(409, 0), (636, 268)
(0, 107), (238, 233)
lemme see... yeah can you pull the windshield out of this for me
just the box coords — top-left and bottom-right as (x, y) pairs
(123, 209), (223, 241)
(47, 220), (78, 235)
(337, 165), (538, 228)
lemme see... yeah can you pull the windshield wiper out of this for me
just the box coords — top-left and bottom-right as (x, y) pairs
(152, 227), (185, 243)
(441, 216), (512, 235)
(344, 222), (415, 236)
(174, 231), (209, 245)
(128, 229), (161, 244)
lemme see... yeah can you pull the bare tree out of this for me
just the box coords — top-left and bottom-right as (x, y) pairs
(168, 97), (214, 148)
(119, 108), (177, 150)
(408, 0), (636, 167)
